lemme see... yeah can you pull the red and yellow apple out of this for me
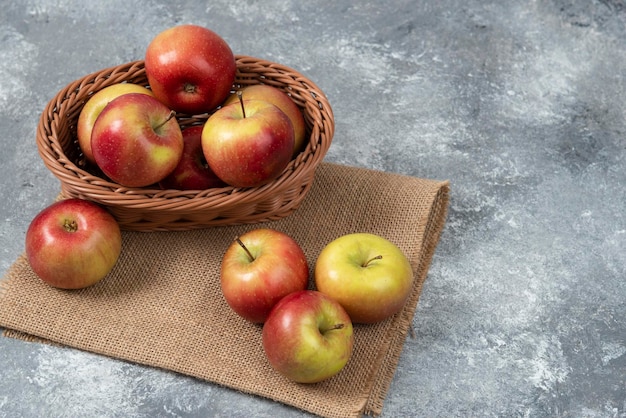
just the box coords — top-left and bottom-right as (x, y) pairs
(220, 228), (309, 323)
(25, 199), (122, 289)
(77, 83), (154, 164)
(223, 84), (306, 156)
(201, 98), (294, 188)
(159, 125), (226, 190)
(91, 93), (184, 188)
(314, 233), (413, 324)
(145, 24), (236, 115)
(262, 290), (354, 383)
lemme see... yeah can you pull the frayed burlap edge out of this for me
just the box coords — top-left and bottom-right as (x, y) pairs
(361, 182), (449, 417)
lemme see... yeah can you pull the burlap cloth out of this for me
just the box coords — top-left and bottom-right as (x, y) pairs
(0, 162), (449, 418)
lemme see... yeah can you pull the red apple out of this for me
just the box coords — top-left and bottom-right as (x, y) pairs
(201, 98), (294, 188)
(262, 290), (354, 383)
(91, 93), (184, 188)
(223, 84), (307, 157)
(314, 233), (414, 324)
(144, 24), (236, 115)
(77, 83), (154, 165)
(220, 228), (309, 323)
(25, 199), (122, 289)
(159, 125), (226, 190)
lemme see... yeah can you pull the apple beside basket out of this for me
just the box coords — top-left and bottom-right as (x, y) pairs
(36, 56), (334, 231)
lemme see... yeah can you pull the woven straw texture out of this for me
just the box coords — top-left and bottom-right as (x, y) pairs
(0, 163), (449, 418)
(36, 57), (334, 231)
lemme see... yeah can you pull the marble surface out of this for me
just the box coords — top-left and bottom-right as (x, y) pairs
(1, 1), (625, 417)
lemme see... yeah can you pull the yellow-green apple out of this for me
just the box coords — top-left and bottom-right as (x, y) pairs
(220, 228), (308, 323)
(25, 199), (122, 289)
(223, 85), (306, 157)
(314, 233), (413, 324)
(91, 93), (184, 188)
(145, 24), (236, 115)
(77, 83), (154, 165)
(262, 290), (354, 383)
(201, 98), (294, 188)
(159, 125), (226, 190)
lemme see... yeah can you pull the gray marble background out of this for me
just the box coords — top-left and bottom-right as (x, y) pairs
(1, 1), (625, 417)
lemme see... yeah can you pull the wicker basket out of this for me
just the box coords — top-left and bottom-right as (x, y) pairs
(36, 56), (334, 231)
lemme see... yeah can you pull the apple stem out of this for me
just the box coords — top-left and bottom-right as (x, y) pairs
(235, 237), (255, 262)
(321, 323), (345, 334)
(362, 255), (383, 267)
(63, 219), (78, 233)
(237, 90), (246, 118)
(154, 110), (176, 131)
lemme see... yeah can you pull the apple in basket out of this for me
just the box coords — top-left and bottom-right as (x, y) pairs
(145, 24), (237, 115)
(262, 290), (354, 383)
(91, 92), (184, 188)
(220, 228), (309, 323)
(223, 84), (307, 157)
(25, 199), (122, 289)
(314, 233), (414, 324)
(201, 95), (294, 188)
(159, 125), (226, 190)
(76, 83), (154, 165)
